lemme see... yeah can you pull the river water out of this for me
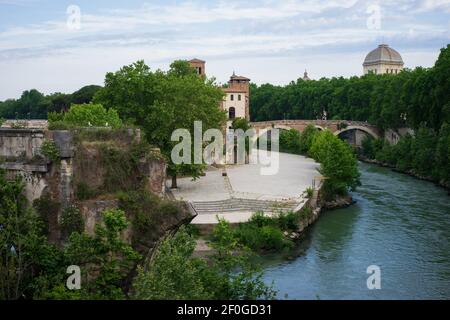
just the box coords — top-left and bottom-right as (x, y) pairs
(262, 162), (450, 300)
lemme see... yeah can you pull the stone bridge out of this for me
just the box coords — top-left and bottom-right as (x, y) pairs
(250, 120), (383, 145)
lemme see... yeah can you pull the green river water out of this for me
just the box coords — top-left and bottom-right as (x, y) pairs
(263, 162), (450, 300)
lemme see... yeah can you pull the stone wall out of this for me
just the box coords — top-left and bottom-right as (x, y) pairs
(0, 127), (169, 243)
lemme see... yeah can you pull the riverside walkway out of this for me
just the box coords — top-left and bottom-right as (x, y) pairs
(168, 151), (320, 225)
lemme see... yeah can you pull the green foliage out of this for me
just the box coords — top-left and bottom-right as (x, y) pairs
(117, 190), (185, 250)
(232, 118), (251, 132)
(279, 129), (302, 154)
(132, 224), (276, 300)
(305, 187), (314, 199)
(71, 85), (102, 105)
(47, 121), (72, 130)
(0, 170), (53, 300)
(98, 142), (151, 193)
(40, 140), (60, 162)
(75, 182), (98, 200)
(48, 111), (64, 123)
(33, 195), (61, 236)
(299, 125), (319, 155)
(59, 103), (123, 128)
(0, 85), (101, 120)
(60, 206), (84, 239)
(94, 60), (227, 187)
(219, 210), (313, 253)
(0, 117), (5, 126)
(60, 209), (141, 299)
(361, 123), (450, 184)
(310, 130), (361, 199)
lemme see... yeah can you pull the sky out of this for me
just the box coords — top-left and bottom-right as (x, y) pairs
(0, 0), (449, 100)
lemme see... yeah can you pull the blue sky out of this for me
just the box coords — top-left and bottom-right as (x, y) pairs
(0, 0), (449, 100)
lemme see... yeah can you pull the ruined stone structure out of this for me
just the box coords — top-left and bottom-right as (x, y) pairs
(0, 127), (169, 243)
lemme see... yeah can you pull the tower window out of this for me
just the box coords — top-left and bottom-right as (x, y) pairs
(238, 95), (241, 101)
(229, 107), (236, 120)
(230, 94), (234, 101)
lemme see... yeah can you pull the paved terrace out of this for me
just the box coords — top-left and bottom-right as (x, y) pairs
(168, 151), (320, 225)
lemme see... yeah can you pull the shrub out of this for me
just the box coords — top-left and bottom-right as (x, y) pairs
(48, 103), (123, 129)
(75, 182), (98, 200)
(60, 206), (84, 238)
(33, 195), (61, 236)
(234, 224), (292, 252)
(41, 140), (60, 163)
(132, 225), (276, 300)
(305, 187), (314, 199)
(279, 129), (302, 154)
(64, 103), (122, 128)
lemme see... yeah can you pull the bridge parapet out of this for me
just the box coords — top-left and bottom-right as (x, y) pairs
(250, 119), (382, 139)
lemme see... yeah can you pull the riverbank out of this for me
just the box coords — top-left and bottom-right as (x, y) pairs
(193, 184), (356, 256)
(359, 156), (450, 193)
(294, 187), (355, 239)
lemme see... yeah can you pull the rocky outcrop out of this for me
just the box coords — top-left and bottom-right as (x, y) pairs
(0, 127), (173, 245)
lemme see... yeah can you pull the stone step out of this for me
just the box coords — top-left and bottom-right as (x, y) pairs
(191, 198), (298, 215)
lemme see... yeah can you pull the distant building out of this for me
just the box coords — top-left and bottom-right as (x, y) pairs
(303, 70), (311, 81)
(363, 44), (404, 75)
(188, 59), (250, 123)
(188, 58), (206, 77)
(222, 72), (250, 123)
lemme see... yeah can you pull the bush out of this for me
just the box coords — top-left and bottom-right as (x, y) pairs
(75, 182), (98, 200)
(279, 129), (302, 154)
(49, 103), (123, 129)
(229, 211), (304, 253)
(41, 140), (60, 162)
(305, 187), (314, 199)
(132, 225), (276, 300)
(60, 206), (84, 238)
(33, 195), (61, 236)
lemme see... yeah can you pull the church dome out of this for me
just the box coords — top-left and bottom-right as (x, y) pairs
(363, 44), (404, 66)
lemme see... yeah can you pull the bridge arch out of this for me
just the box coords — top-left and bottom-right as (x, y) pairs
(334, 125), (380, 140)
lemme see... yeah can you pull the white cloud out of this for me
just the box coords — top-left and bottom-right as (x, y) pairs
(0, 0), (447, 100)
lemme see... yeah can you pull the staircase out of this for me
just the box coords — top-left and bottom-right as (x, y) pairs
(192, 198), (298, 215)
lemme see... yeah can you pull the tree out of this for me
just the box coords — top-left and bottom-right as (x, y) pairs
(71, 85), (102, 105)
(95, 60), (227, 188)
(309, 131), (360, 198)
(0, 170), (49, 299)
(58, 209), (141, 300)
(132, 224), (276, 300)
(279, 129), (301, 154)
(299, 125), (319, 155)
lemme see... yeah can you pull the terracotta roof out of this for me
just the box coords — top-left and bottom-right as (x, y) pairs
(230, 75), (250, 81)
(189, 58), (205, 63)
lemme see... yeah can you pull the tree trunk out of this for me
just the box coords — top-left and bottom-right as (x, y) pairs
(171, 175), (178, 189)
